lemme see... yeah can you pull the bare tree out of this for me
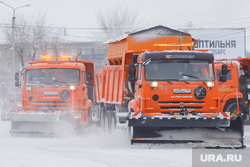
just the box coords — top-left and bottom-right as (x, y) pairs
(30, 15), (63, 59)
(30, 15), (51, 60)
(49, 33), (63, 56)
(1, 15), (63, 95)
(2, 15), (64, 67)
(96, 6), (144, 41)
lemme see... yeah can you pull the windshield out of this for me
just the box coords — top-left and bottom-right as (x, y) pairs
(25, 68), (80, 86)
(145, 60), (214, 81)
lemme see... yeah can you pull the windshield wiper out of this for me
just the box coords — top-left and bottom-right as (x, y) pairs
(165, 79), (180, 84)
(37, 84), (45, 87)
(181, 73), (206, 84)
(40, 81), (58, 88)
(53, 80), (67, 86)
(168, 78), (189, 84)
(165, 79), (191, 84)
(179, 79), (190, 84)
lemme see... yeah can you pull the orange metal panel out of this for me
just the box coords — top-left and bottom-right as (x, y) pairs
(95, 65), (125, 104)
(94, 72), (102, 102)
(107, 36), (194, 65)
(108, 39), (127, 65)
(113, 71), (118, 102)
(108, 70), (114, 102)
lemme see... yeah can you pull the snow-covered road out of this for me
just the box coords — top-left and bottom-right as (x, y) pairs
(0, 120), (249, 167)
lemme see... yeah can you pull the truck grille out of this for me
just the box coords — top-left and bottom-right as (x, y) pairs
(33, 101), (70, 108)
(159, 101), (204, 110)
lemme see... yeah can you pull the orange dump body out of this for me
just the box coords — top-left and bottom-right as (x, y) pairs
(108, 36), (195, 65)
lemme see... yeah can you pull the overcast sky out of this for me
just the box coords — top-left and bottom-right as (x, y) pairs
(0, 0), (250, 49)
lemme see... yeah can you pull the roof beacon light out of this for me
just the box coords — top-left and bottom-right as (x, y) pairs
(61, 55), (73, 59)
(41, 54), (52, 59)
(153, 43), (194, 47)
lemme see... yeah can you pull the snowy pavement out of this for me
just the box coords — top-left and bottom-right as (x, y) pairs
(0, 120), (249, 167)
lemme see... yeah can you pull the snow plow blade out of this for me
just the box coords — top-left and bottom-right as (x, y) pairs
(10, 129), (55, 136)
(1, 111), (61, 122)
(129, 112), (244, 148)
(9, 121), (60, 136)
(1, 111), (74, 136)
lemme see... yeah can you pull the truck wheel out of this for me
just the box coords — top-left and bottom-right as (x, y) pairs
(225, 103), (246, 121)
(99, 104), (105, 127)
(107, 110), (116, 133)
(103, 112), (109, 132)
(87, 109), (93, 127)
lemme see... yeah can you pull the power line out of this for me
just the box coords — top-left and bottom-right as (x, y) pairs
(194, 17), (250, 26)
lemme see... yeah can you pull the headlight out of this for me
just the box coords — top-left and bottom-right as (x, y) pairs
(26, 87), (32, 91)
(206, 81), (215, 88)
(150, 82), (158, 88)
(69, 85), (77, 91)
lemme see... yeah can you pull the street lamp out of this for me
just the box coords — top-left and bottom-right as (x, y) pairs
(0, 1), (30, 89)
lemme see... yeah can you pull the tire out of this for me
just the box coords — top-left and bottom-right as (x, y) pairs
(103, 111), (109, 132)
(107, 110), (116, 133)
(225, 103), (246, 121)
(100, 107), (107, 131)
(98, 104), (104, 127)
(87, 109), (93, 127)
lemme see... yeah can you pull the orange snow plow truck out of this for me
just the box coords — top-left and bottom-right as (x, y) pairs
(1, 54), (95, 135)
(94, 26), (245, 147)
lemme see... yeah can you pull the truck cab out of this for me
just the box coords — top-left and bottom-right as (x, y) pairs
(2, 55), (96, 135)
(129, 51), (220, 115)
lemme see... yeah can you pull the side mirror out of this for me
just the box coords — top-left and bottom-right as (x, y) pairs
(129, 64), (135, 76)
(86, 81), (93, 86)
(87, 72), (93, 81)
(15, 81), (21, 87)
(86, 72), (93, 86)
(221, 64), (228, 75)
(128, 64), (137, 82)
(219, 75), (227, 82)
(15, 72), (20, 81)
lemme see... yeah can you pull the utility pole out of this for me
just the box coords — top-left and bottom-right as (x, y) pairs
(0, 1), (30, 90)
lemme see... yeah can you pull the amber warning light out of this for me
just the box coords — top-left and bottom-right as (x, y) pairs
(41, 54), (52, 59)
(153, 43), (194, 47)
(41, 54), (73, 60)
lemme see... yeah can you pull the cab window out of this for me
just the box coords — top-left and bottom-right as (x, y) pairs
(216, 69), (231, 80)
